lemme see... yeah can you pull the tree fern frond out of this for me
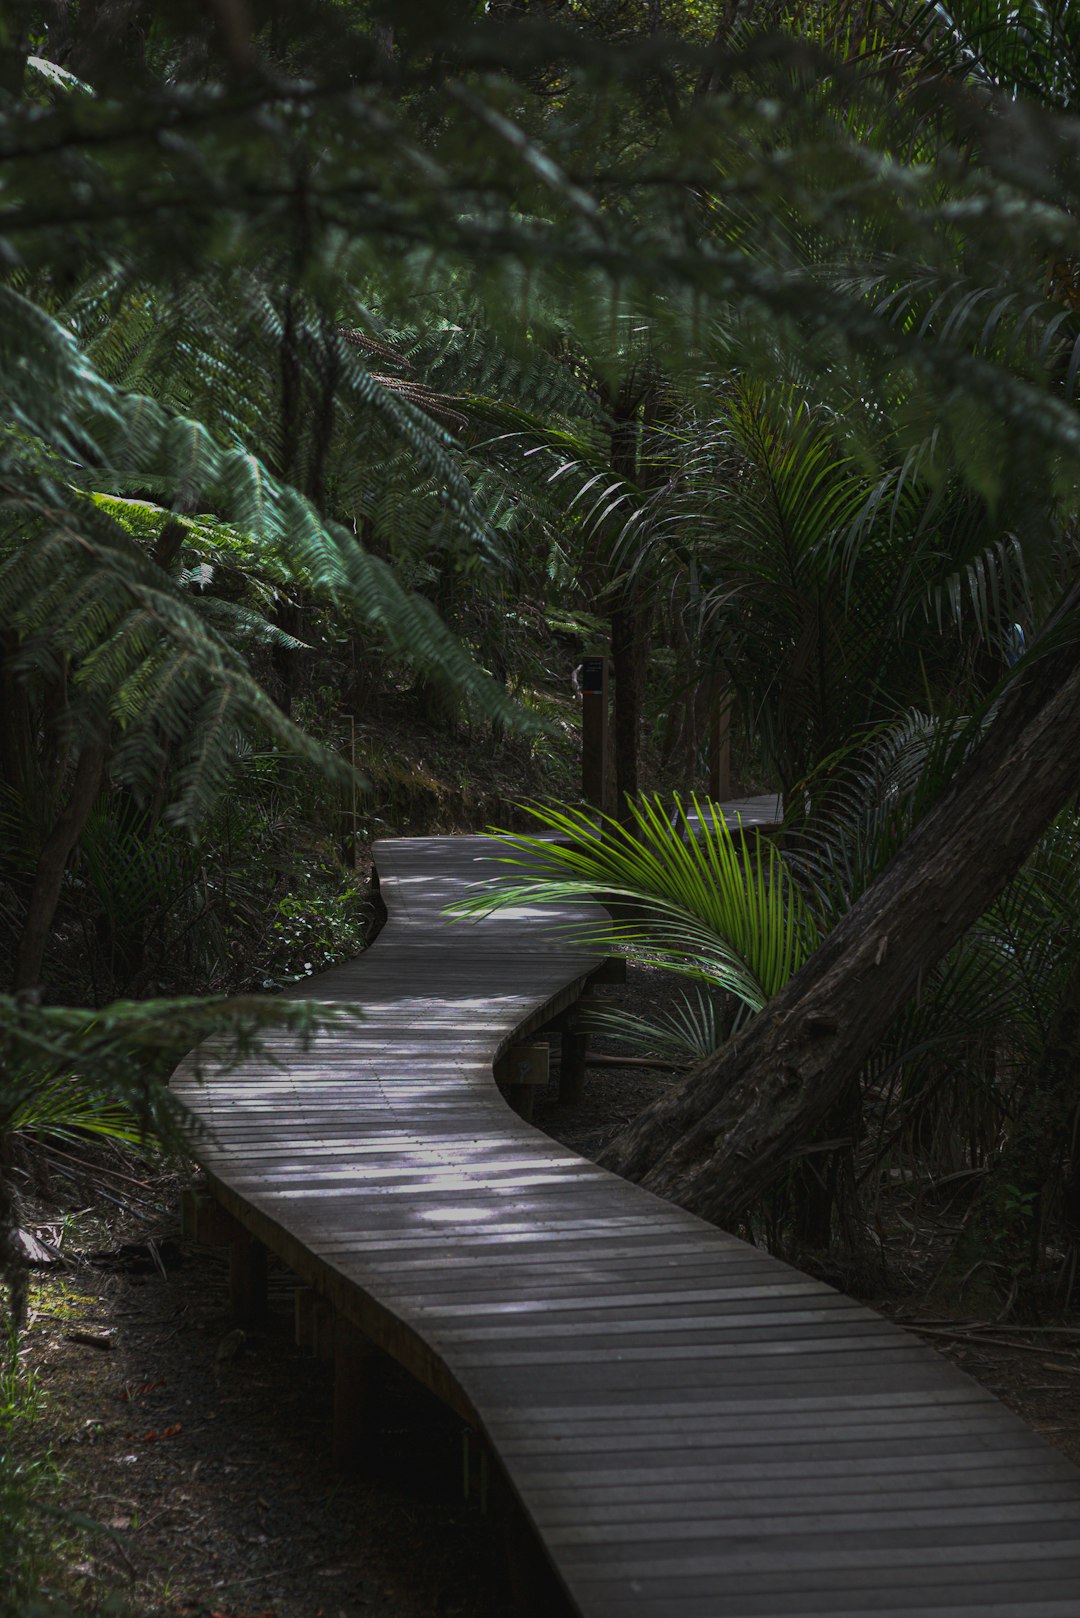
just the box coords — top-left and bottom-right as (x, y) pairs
(0, 993), (353, 1152)
(0, 287), (527, 824)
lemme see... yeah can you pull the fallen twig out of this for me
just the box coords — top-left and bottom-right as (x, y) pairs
(63, 1329), (115, 1351)
(585, 1052), (685, 1072)
(39, 1143), (156, 1194)
(209, 1558), (373, 1593)
(904, 1322), (1080, 1358)
(901, 1318), (1080, 1337)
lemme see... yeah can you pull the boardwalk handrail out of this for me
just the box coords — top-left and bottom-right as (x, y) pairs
(174, 828), (1080, 1618)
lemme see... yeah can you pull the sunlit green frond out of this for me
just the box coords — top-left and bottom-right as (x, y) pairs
(450, 796), (814, 1014)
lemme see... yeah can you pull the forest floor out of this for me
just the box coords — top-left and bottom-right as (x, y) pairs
(12, 963), (1080, 1618)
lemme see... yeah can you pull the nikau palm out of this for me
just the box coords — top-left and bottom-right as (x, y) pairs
(453, 793), (811, 1021)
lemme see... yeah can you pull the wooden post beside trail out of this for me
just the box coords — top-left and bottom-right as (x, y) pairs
(294, 1286), (335, 1359)
(228, 1229), (268, 1325)
(333, 1316), (384, 1473)
(558, 1009), (588, 1105)
(181, 1185), (268, 1324)
(580, 655), (610, 812)
(495, 1043), (549, 1121)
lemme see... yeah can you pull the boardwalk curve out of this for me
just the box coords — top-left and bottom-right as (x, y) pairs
(174, 826), (1080, 1618)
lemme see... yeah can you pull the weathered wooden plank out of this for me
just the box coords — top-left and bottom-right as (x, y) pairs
(485, 1384), (999, 1418)
(498, 1434), (1058, 1483)
(496, 1410), (1043, 1456)
(559, 1588), (1080, 1618)
(544, 1497), (1080, 1543)
(561, 1526), (1080, 1575)
(514, 1446), (1070, 1493)
(528, 1479), (1080, 1523)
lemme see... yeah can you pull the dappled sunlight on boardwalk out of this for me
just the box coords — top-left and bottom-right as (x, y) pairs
(174, 821), (1080, 1618)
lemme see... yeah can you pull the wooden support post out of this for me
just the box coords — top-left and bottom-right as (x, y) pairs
(312, 1297), (335, 1361)
(462, 1426), (491, 1514)
(333, 1316), (382, 1474)
(294, 1287), (334, 1359)
(229, 1229), (268, 1325)
(496, 1043), (549, 1121)
(180, 1185), (237, 1247)
(182, 1185), (268, 1325)
(559, 1011), (588, 1106)
(579, 654), (610, 813)
(294, 1285), (314, 1350)
(588, 955), (627, 987)
(548, 959), (624, 1106)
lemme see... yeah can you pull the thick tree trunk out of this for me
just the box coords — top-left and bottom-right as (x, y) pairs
(61, 0), (153, 96)
(600, 609), (1080, 1227)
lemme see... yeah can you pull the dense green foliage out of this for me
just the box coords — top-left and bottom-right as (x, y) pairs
(3, 0), (1080, 1339)
(2, 7), (1080, 1607)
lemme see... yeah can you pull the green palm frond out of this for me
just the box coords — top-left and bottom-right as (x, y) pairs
(451, 795), (813, 1014)
(583, 987), (732, 1069)
(784, 711), (978, 920)
(897, 0), (1080, 111)
(8, 1076), (144, 1147)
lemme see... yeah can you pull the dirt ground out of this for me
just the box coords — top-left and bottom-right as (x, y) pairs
(13, 963), (1080, 1617)
(18, 1228), (513, 1618)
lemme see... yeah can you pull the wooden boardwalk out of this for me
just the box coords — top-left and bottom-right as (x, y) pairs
(174, 824), (1080, 1618)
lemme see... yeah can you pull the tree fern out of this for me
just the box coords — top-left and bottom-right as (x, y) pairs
(0, 284), (525, 826)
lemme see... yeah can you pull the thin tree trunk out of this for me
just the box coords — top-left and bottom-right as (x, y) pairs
(600, 608), (1080, 1227)
(153, 518), (189, 572)
(605, 379), (654, 822)
(611, 597), (648, 816)
(0, 1129), (28, 1332)
(0, 634), (35, 833)
(13, 742), (107, 995)
(0, 2), (31, 96)
(273, 291), (305, 717)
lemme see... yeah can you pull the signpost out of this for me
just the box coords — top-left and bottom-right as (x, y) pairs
(709, 676), (732, 801)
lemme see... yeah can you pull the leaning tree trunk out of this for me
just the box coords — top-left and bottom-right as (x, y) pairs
(600, 599), (1080, 1228)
